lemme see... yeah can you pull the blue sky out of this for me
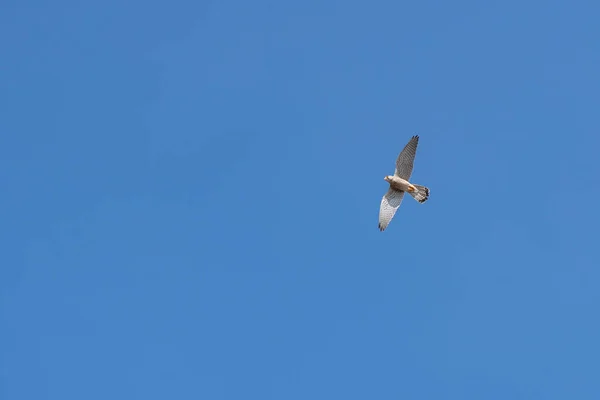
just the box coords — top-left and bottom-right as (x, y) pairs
(1, 0), (599, 398)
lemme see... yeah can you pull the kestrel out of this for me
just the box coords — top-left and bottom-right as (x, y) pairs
(378, 135), (430, 231)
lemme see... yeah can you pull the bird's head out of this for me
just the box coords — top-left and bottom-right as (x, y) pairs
(384, 175), (393, 183)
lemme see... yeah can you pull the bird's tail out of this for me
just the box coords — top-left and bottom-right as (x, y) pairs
(409, 184), (430, 203)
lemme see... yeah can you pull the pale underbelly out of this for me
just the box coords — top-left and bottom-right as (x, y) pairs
(390, 180), (412, 192)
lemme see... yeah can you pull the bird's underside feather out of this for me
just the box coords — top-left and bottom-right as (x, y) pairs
(394, 135), (419, 180)
(378, 189), (404, 231)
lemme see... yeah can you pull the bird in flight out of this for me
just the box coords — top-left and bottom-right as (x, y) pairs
(378, 135), (430, 231)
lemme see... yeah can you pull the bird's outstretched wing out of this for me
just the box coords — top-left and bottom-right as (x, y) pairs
(379, 189), (404, 231)
(394, 135), (419, 180)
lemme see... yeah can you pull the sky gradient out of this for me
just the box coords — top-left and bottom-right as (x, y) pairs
(2, 0), (600, 399)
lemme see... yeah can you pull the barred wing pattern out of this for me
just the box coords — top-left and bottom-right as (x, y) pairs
(394, 135), (419, 180)
(378, 189), (405, 231)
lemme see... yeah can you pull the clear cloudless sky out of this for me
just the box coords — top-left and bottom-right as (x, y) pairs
(1, 0), (600, 399)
